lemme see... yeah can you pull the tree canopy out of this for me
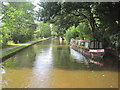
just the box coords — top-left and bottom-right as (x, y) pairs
(37, 2), (120, 49)
(1, 2), (51, 46)
(35, 22), (51, 38)
(1, 2), (119, 57)
(1, 2), (37, 44)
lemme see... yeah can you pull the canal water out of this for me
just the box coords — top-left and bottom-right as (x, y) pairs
(1, 38), (118, 88)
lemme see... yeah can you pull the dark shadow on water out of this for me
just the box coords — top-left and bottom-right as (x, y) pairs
(52, 39), (119, 72)
(53, 60), (119, 72)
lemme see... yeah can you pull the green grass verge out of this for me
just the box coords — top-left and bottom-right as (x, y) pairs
(0, 45), (26, 57)
(0, 38), (49, 58)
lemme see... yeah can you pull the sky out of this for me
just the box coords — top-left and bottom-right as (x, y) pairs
(32, 0), (41, 11)
(2, 0), (41, 11)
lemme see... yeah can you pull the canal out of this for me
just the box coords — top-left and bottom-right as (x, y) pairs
(1, 38), (118, 88)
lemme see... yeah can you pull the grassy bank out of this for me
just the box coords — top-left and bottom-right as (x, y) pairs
(0, 38), (49, 60)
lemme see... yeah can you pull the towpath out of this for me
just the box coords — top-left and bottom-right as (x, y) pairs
(1, 41), (34, 53)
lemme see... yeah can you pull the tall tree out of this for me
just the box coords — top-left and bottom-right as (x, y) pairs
(37, 2), (97, 38)
(1, 2), (37, 44)
(38, 2), (119, 49)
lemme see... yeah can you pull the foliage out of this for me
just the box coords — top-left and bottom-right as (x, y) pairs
(65, 23), (92, 43)
(93, 2), (120, 48)
(34, 22), (51, 38)
(50, 24), (58, 36)
(1, 2), (37, 45)
(1, 2), (120, 56)
(0, 26), (10, 46)
(65, 26), (79, 42)
(38, 2), (120, 51)
(37, 2), (95, 38)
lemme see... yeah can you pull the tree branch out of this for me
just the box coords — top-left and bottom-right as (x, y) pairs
(71, 12), (89, 20)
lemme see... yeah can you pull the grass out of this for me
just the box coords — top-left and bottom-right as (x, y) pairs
(0, 38), (49, 58)
(7, 41), (22, 45)
(2, 41), (23, 49)
(0, 45), (26, 57)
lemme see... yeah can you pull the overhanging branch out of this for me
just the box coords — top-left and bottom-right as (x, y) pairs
(71, 12), (89, 20)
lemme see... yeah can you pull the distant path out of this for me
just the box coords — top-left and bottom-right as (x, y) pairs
(1, 41), (34, 53)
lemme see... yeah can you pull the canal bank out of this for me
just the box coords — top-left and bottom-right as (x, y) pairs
(0, 38), (50, 62)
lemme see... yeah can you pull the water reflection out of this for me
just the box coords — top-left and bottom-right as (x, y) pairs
(70, 48), (88, 65)
(52, 40), (89, 70)
(2, 47), (36, 69)
(2, 38), (118, 88)
(28, 45), (53, 88)
(33, 47), (53, 69)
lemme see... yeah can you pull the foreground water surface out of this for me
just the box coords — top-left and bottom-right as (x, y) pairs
(1, 39), (118, 88)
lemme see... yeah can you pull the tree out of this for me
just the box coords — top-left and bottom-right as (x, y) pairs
(50, 24), (58, 37)
(65, 23), (92, 43)
(35, 22), (51, 38)
(37, 2), (97, 39)
(94, 2), (119, 46)
(38, 2), (119, 49)
(1, 2), (36, 44)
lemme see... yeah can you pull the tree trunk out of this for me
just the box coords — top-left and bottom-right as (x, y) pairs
(89, 11), (96, 40)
